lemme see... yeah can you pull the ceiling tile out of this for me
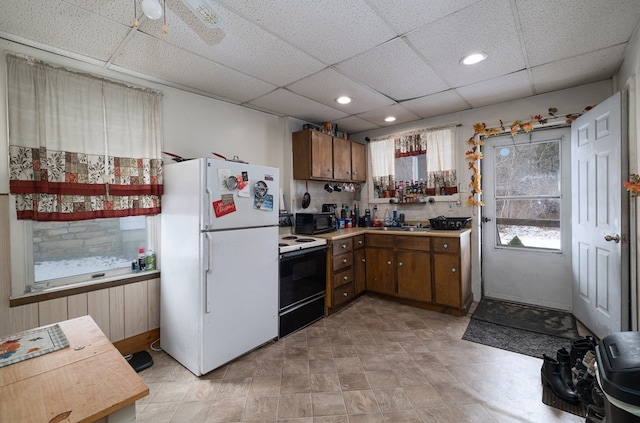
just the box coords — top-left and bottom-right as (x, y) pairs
(400, 90), (471, 119)
(336, 38), (450, 101)
(214, 0), (397, 64)
(407, 0), (526, 88)
(456, 71), (533, 108)
(517, 0), (640, 66)
(110, 32), (276, 103)
(0, 0), (130, 63)
(356, 104), (421, 127)
(287, 69), (395, 114)
(247, 89), (348, 125)
(531, 45), (625, 94)
(65, 0), (135, 26)
(137, 1), (326, 87)
(332, 115), (381, 134)
(367, 0), (484, 34)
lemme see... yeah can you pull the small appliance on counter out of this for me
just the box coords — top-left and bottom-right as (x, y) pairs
(295, 212), (336, 235)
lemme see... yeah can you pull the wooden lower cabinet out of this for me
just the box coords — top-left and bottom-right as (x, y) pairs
(364, 247), (395, 295)
(326, 231), (471, 316)
(364, 232), (471, 316)
(396, 250), (431, 302)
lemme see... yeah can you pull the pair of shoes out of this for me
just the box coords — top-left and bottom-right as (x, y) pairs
(541, 354), (580, 404)
(574, 369), (595, 406)
(570, 336), (596, 365)
(582, 350), (597, 376)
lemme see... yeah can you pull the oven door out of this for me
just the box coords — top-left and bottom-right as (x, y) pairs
(279, 245), (327, 337)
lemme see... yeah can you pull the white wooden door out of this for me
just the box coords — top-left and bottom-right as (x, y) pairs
(571, 92), (628, 338)
(481, 128), (573, 310)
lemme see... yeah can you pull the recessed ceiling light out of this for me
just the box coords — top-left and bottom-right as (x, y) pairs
(336, 96), (352, 104)
(460, 52), (488, 65)
(384, 116), (396, 123)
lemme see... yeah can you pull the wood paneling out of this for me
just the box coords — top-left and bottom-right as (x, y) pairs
(109, 286), (125, 342)
(67, 293), (88, 318)
(147, 278), (160, 329)
(88, 289), (111, 337)
(124, 281), (148, 338)
(38, 298), (68, 326)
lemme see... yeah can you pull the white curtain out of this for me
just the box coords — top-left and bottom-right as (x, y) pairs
(7, 53), (163, 220)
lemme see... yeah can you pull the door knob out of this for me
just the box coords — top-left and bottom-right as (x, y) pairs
(604, 234), (620, 243)
(482, 217), (491, 223)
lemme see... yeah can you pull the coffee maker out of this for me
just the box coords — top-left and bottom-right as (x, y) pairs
(322, 203), (338, 217)
(359, 209), (371, 227)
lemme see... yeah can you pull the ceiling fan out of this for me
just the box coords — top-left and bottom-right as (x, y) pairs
(134, 0), (224, 43)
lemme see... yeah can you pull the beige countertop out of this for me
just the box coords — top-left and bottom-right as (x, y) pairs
(311, 227), (471, 241)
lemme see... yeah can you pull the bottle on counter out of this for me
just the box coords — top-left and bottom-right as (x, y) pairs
(384, 209), (391, 226)
(138, 248), (147, 271)
(146, 249), (156, 271)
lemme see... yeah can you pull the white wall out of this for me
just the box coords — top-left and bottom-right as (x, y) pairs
(354, 80), (614, 308)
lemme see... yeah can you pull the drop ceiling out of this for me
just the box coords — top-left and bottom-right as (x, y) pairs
(1, 0), (638, 134)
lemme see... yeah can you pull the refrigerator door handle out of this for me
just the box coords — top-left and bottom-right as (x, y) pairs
(204, 232), (212, 313)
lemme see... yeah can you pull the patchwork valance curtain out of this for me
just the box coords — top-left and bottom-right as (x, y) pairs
(7, 53), (163, 221)
(394, 133), (426, 158)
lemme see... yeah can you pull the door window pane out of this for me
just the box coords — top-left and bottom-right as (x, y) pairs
(493, 140), (561, 250)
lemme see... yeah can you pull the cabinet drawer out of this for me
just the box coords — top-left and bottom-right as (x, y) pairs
(333, 268), (353, 288)
(432, 237), (460, 253)
(332, 238), (353, 255)
(365, 234), (395, 248)
(333, 252), (353, 271)
(396, 236), (430, 251)
(353, 235), (365, 249)
(333, 282), (355, 306)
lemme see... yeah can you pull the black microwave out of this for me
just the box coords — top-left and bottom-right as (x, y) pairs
(295, 212), (336, 235)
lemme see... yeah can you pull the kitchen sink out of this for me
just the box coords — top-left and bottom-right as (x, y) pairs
(372, 226), (431, 232)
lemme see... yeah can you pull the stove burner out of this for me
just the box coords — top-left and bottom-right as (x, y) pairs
(282, 236), (298, 240)
(296, 238), (315, 243)
(278, 243), (289, 247)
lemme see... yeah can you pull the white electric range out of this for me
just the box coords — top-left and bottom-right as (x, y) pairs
(278, 232), (327, 254)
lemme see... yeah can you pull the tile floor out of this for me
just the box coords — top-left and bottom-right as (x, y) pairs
(135, 295), (585, 422)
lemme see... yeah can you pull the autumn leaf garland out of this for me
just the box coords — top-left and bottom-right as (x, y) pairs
(465, 106), (594, 208)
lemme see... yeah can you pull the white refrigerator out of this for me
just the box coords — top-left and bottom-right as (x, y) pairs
(160, 158), (279, 376)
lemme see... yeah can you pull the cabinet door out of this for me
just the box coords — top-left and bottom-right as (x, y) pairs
(396, 250), (431, 302)
(351, 142), (366, 182)
(365, 248), (395, 295)
(433, 254), (461, 307)
(333, 137), (352, 181)
(353, 248), (366, 295)
(311, 131), (334, 179)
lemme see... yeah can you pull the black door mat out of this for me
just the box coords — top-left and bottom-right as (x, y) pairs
(541, 384), (586, 417)
(126, 350), (154, 373)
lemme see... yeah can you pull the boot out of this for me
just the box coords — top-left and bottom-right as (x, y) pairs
(556, 347), (574, 387)
(541, 354), (580, 404)
(570, 337), (596, 365)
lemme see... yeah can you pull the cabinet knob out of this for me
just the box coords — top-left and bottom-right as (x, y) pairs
(328, 168), (333, 172)
(387, 261), (392, 265)
(342, 258), (348, 263)
(358, 240), (363, 245)
(343, 292), (348, 297)
(361, 258), (366, 262)
(346, 171), (351, 175)
(398, 262), (403, 266)
(341, 244), (347, 249)
(451, 268), (456, 273)
(353, 171), (358, 175)
(443, 243), (448, 249)
(343, 275), (348, 281)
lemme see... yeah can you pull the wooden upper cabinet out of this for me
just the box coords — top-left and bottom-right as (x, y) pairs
(292, 129), (367, 182)
(350, 142), (366, 182)
(333, 137), (352, 181)
(293, 129), (333, 180)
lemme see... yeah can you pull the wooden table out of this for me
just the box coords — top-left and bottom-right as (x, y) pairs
(0, 316), (149, 422)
